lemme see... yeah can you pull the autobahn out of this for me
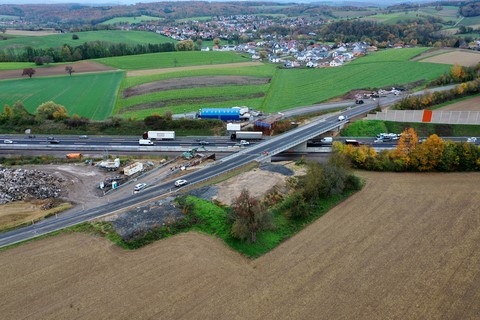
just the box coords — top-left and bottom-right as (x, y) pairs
(0, 91), (476, 247)
(0, 101), (378, 248)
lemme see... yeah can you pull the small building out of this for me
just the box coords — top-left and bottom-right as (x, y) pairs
(199, 108), (240, 121)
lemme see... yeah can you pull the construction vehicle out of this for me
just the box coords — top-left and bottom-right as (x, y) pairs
(66, 153), (82, 159)
(182, 145), (207, 160)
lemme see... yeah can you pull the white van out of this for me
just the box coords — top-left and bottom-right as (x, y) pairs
(320, 137), (333, 144)
(139, 139), (154, 145)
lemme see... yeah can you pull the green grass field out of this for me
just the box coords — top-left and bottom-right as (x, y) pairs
(0, 71), (123, 120)
(0, 62), (36, 70)
(0, 47), (455, 120)
(110, 47), (450, 118)
(0, 30), (174, 52)
(95, 51), (250, 70)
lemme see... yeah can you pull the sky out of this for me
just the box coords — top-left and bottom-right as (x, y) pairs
(0, 0), (414, 5)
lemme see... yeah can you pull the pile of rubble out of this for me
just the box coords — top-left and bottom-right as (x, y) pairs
(0, 166), (66, 204)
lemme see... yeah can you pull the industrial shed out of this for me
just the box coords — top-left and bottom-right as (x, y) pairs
(199, 108), (240, 121)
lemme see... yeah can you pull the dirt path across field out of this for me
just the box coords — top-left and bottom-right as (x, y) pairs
(1, 171), (479, 319)
(0, 61), (116, 80)
(126, 61), (263, 77)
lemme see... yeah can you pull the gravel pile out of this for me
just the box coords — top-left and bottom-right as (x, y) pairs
(112, 196), (183, 240)
(110, 163), (295, 240)
(187, 185), (219, 202)
(259, 162), (295, 176)
(0, 166), (66, 204)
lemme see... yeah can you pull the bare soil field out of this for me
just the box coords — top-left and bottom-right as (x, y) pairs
(1, 171), (480, 319)
(123, 75), (270, 98)
(4, 29), (59, 36)
(415, 48), (480, 67)
(126, 61), (263, 77)
(0, 61), (116, 80)
(436, 95), (480, 111)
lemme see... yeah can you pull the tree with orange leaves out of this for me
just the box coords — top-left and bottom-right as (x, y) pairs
(411, 134), (445, 171)
(393, 128), (419, 166)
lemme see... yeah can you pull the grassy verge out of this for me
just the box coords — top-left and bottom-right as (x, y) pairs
(0, 200), (72, 233)
(341, 119), (480, 137)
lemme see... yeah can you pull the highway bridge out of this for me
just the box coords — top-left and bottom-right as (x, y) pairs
(0, 101), (378, 248)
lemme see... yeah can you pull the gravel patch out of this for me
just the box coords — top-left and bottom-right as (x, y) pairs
(259, 162), (295, 176)
(111, 196), (183, 240)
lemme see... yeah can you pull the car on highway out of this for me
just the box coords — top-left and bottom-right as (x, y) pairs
(174, 179), (188, 187)
(235, 140), (250, 147)
(134, 183), (147, 192)
(49, 140), (60, 144)
(3, 139), (13, 144)
(47, 136), (55, 140)
(198, 140), (209, 145)
(467, 137), (477, 143)
(79, 135), (89, 139)
(338, 115), (346, 121)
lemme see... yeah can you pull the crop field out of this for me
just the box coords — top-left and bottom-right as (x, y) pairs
(1, 172), (479, 319)
(0, 30), (174, 52)
(261, 60), (449, 112)
(365, 6), (460, 25)
(460, 15), (480, 27)
(0, 62), (35, 71)
(101, 15), (164, 25)
(115, 63), (275, 116)
(112, 48), (451, 118)
(0, 48), (462, 120)
(0, 71), (123, 120)
(96, 51), (250, 70)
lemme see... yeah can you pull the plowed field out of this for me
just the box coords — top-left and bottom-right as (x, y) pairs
(1, 171), (480, 319)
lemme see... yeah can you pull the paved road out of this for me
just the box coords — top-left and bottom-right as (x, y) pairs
(0, 107), (364, 248)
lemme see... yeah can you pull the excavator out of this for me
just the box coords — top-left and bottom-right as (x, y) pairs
(182, 145), (207, 160)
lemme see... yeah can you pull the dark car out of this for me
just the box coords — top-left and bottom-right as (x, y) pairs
(49, 139), (60, 144)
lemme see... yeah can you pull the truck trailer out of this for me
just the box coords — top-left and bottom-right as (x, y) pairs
(143, 131), (175, 140)
(230, 131), (263, 141)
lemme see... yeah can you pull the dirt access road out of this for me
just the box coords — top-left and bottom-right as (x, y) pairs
(1, 171), (479, 319)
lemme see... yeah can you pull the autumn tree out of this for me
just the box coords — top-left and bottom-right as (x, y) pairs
(36, 101), (69, 121)
(10, 101), (35, 125)
(230, 189), (271, 243)
(213, 37), (221, 48)
(22, 68), (35, 78)
(411, 134), (445, 171)
(450, 64), (466, 82)
(65, 66), (75, 76)
(176, 39), (194, 51)
(393, 128), (419, 166)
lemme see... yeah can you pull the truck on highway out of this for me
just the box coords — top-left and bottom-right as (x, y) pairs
(139, 139), (154, 146)
(230, 131), (263, 141)
(142, 131), (175, 140)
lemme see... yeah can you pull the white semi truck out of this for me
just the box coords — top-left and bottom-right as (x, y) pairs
(230, 131), (263, 141)
(142, 131), (175, 140)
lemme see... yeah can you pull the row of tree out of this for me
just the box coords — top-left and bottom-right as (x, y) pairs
(336, 128), (480, 172)
(0, 40), (176, 63)
(393, 63), (480, 111)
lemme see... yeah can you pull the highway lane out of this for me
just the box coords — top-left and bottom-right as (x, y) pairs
(0, 91), (476, 247)
(0, 111), (351, 247)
